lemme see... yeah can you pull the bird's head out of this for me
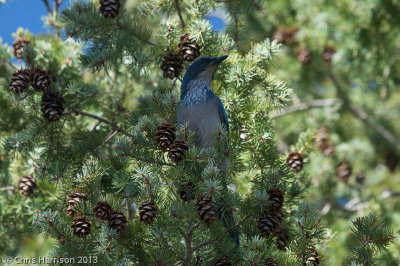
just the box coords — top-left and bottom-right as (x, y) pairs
(181, 55), (228, 86)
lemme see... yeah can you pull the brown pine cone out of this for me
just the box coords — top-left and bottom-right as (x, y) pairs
(100, 0), (120, 19)
(322, 45), (336, 65)
(13, 37), (30, 60)
(168, 139), (189, 163)
(71, 217), (91, 238)
(93, 201), (112, 220)
(272, 27), (286, 44)
(215, 256), (232, 266)
(196, 196), (217, 227)
(179, 33), (201, 62)
(275, 226), (289, 250)
(31, 70), (51, 91)
(307, 248), (320, 265)
(108, 210), (128, 233)
(154, 122), (176, 150)
(179, 182), (195, 202)
(312, 127), (335, 156)
(41, 91), (64, 122)
(286, 151), (303, 172)
(66, 191), (87, 217)
(18, 175), (36, 197)
(296, 46), (312, 64)
(160, 52), (183, 79)
(9, 70), (31, 94)
(265, 258), (279, 266)
(285, 27), (298, 44)
(258, 212), (283, 237)
(139, 201), (157, 224)
(267, 188), (284, 213)
(336, 161), (352, 183)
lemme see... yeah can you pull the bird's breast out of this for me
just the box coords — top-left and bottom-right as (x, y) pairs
(177, 101), (223, 148)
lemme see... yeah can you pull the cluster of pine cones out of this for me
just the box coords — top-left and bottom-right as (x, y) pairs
(160, 33), (201, 79)
(154, 122), (189, 163)
(67, 193), (129, 239)
(8, 66), (64, 122)
(313, 127), (354, 183)
(258, 188), (285, 237)
(272, 26), (335, 65)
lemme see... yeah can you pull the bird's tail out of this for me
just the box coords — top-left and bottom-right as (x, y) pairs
(217, 205), (240, 245)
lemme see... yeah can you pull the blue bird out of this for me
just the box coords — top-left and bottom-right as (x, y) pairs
(177, 55), (239, 245)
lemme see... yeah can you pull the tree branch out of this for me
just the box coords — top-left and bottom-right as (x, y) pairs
(329, 74), (400, 154)
(174, 0), (186, 29)
(42, 0), (52, 14)
(271, 98), (343, 118)
(191, 240), (211, 252)
(70, 110), (137, 141)
(0, 186), (15, 192)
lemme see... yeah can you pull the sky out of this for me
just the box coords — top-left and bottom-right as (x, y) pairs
(0, 0), (67, 46)
(0, 0), (225, 47)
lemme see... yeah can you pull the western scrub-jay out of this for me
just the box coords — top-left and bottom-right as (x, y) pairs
(177, 55), (239, 245)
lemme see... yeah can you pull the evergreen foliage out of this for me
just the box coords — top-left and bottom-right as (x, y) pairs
(0, 0), (398, 264)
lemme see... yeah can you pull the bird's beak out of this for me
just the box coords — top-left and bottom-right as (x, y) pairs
(213, 55), (228, 65)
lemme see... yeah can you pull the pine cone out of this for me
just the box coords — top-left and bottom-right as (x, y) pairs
(100, 0), (120, 19)
(66, 191), (87, 217)
(275, 227), (289, 250)
(180, 182), (195, 202)
(71, 217), (91, 238)
(286, 151), (303, 172)
(336, 161), (352, 182)
(285, 27), (298, 44)
(93, 201), (112, 220)
(168, 139), (188, 163)
(215, 256), (232, 266)
(179, 34), (201, 62)
(154, 260), (167, 266)
(196, 196), (217, 227)
(258, 212), (283, 237)
(108, 210), (128, 233)
(265, 258), (279, 266)
(296, 46), (312, 64)
(307, 248), (320, 265)
(267, 188), (284, 213)
(18, 175), (36, 197)
(41, 91), (64, 122)
(322, 45), (336, 65)
(312, 128), (335, 156)
(155, 122), (176, 150)
(160, 52), (183, 79)
(32, 70), (51, 91)
(12, 37), (30, 60)
(272, 28), (286, 44)
(58, 235), (66, 245)
(139, 201), (157, 224)
(9, 70), (31, 94)
(355, 172), (365, 184)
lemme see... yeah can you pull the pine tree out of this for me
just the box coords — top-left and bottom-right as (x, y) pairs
(0, 0), (398, 264)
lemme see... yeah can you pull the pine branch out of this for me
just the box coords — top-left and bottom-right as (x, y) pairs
(42, 0), (52, 14)
(271, 98), (343, 118)
(0, 186), (15, 192)
(174, 0), (186, 29)
(179, 221), (209, 266)
(71, 110), (137, 141)
(329, 74), (400, 154)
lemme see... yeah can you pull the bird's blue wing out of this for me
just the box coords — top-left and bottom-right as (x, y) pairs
(217, 98), (229, 132)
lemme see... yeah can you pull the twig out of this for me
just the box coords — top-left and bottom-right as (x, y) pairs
(70, 110), (137, 141)
(329, 74), (400, 154)
(180, 221), (210, 265)
(174, 0), (186, 29)
(0, 186), (15, 192)
(42, 0), (52, 14)
(271, 98), (343, 118)
(233, 14), (239, 43)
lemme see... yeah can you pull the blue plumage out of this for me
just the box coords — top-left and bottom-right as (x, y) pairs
(177, 55), (239, 245)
